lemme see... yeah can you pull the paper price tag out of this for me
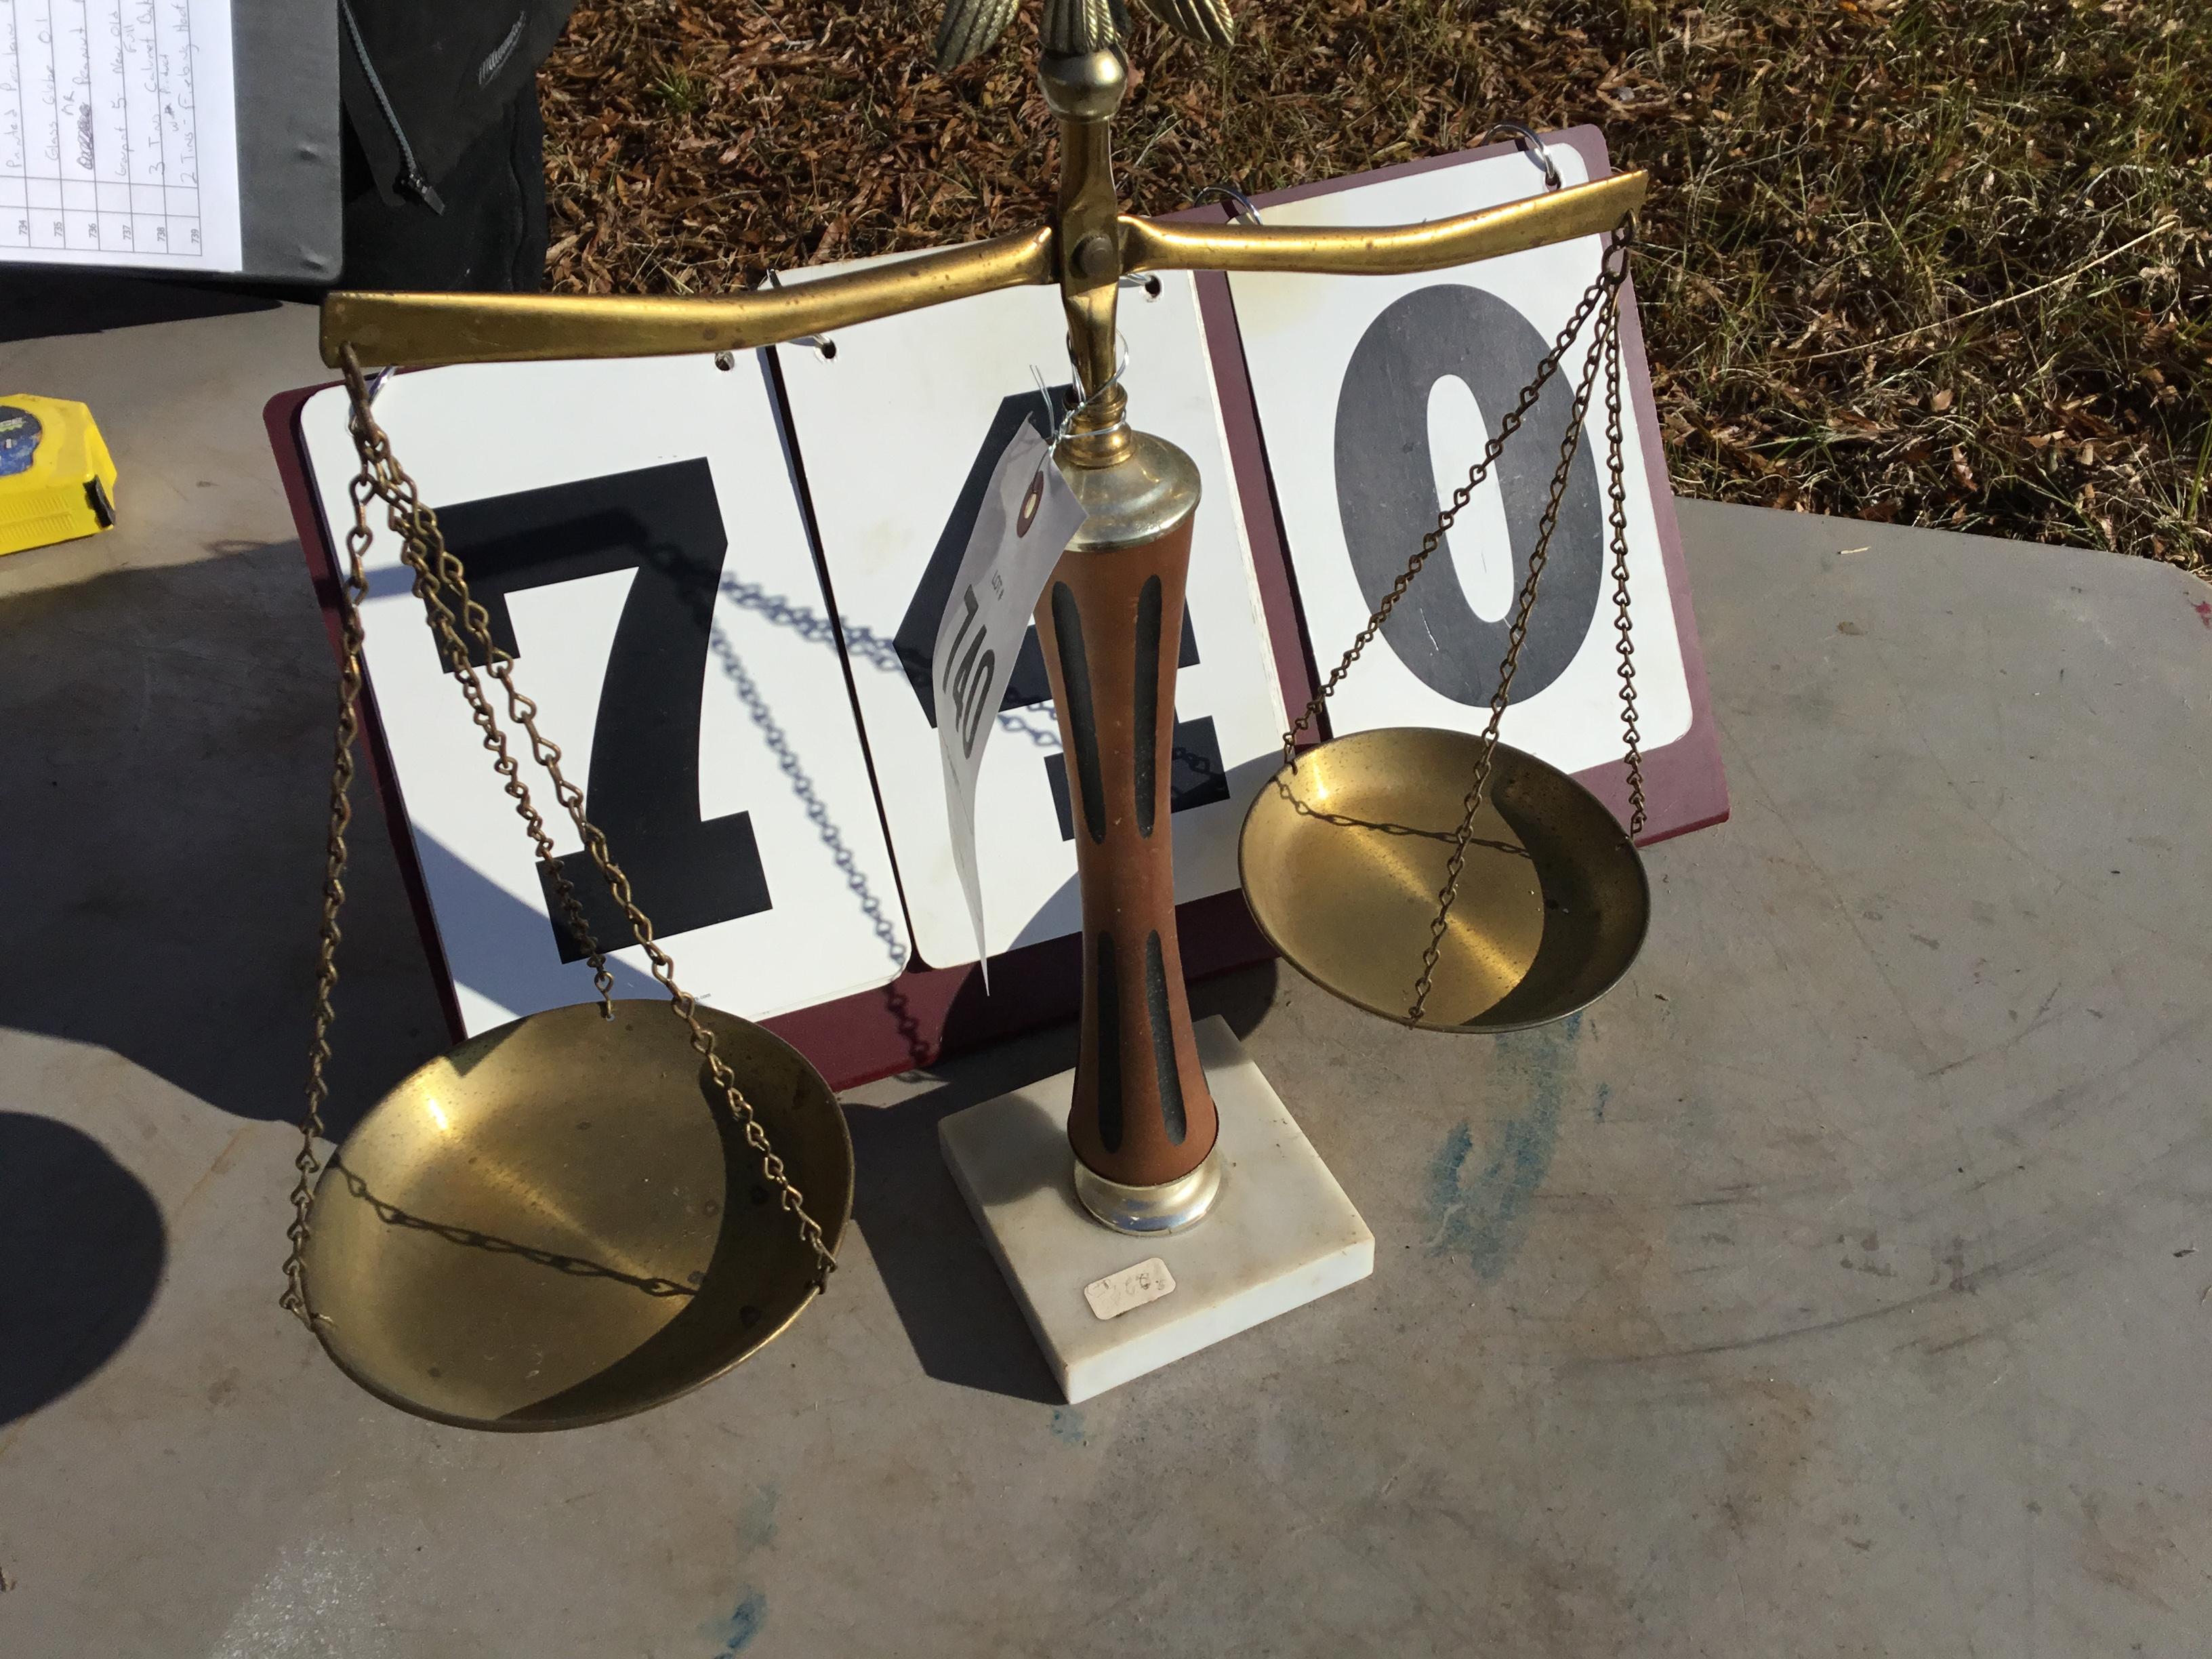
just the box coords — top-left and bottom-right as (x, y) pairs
(933, 421), (1087, 980)
(1084, 1257), (1177, 1321)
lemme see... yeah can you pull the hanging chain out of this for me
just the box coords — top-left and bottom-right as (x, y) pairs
(282, 361), (838, 1326)
(1280, 230), (1629, 771)
(350, 382), (615, 1005)
(1603, 281), (1647, 838)
(1406, 226), (1635, 1025)
(279, 474), (373, 1326)
(337, 350), (837, 1286)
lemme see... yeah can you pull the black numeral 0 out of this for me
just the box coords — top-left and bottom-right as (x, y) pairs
(1333, 284), (1605, 705)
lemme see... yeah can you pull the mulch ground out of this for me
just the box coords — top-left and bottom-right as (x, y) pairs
(541, 0), (2209, 571)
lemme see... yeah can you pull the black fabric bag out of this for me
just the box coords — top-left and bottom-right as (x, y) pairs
(338, 0), (577, 291)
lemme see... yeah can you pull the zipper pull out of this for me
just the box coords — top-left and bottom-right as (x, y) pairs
(403, 169), (446, 215)
(340, 1), (447, 217)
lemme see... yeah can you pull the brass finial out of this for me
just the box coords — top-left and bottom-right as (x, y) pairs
(935, 0), (1234, 72)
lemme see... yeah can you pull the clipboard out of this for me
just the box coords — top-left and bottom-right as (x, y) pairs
(1, 0), (339, 281)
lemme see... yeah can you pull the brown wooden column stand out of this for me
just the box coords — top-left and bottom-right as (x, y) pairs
(1035, 434), (1223, 1229)
(1025, 47), (1225, 1233)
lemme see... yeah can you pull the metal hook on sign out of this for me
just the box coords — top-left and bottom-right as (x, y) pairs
(1486, 123), (1563, 193)
(366, 365), (394, 404)
(763, 270), (838, 359)
(1195, 183), (1265, 225)
(1118, 272), (1164, 298)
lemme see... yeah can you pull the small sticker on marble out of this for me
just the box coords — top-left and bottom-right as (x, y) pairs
(1084, 1256), (1176, 1321)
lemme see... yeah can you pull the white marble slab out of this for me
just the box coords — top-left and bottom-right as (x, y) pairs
(939, 1017), (1374, 1402)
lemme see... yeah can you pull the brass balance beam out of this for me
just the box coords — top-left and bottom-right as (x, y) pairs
(317, 171), (1644, 371)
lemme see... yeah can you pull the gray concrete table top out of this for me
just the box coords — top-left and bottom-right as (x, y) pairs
(3, 305), (2209, 1658)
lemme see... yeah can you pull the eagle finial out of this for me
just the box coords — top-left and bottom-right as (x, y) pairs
(935, 0), (1235, 72)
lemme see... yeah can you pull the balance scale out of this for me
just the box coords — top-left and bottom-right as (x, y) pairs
(285, 0), (1653, 1424)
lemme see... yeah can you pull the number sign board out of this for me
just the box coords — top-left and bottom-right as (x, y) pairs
(272, 130), (1726, 1088)
(1220, 129), (1725, 833)
(291, 354), (912, 1038)
(772, 262), (1289, 967)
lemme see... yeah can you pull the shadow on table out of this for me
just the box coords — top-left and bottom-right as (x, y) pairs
(0, 545), (450, 1138)
(0, 1111), (166, 1425)
(0, 269), (291, 345)
(847, 962), (1277, 1404)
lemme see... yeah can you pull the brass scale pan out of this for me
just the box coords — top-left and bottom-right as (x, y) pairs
(1240, 728), (1650, 1033)
(300, 1002), (851, 1431)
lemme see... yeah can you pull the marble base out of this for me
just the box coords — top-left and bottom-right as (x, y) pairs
(939, 1017), (1374, 1403)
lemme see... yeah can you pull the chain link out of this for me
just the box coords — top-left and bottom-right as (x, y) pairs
(1281, 239), (1626, 771)
(1407, 237), (1632, 1023)
(327, 1157), (701, 1298)
(351, 389), (615, 1004)
(283, 359), (838, 1326)
(1258, 216), (1640, 1027)
(1603, 281), (1647, 838)
(279, 470), (373, 1326)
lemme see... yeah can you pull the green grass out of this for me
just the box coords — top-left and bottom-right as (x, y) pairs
(543, 0), (2210, 569)
(651, 69), (703, 115)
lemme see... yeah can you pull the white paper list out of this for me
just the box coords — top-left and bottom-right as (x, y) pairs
(1, 0), (243, 270)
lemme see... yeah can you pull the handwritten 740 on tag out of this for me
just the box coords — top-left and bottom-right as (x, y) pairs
(1084, 1257), (1176, 1321)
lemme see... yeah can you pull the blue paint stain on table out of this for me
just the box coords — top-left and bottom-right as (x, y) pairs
(697, 1486), (777, 1651)
(1426, 1012), (1583, 1280)
(710, 1589), (768, 1654)
(740, 1483), (779, 1549)
(1049, 1406), (1086, 1444)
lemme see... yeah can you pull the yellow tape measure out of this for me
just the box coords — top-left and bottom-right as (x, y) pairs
(0, 396), (119, 558)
